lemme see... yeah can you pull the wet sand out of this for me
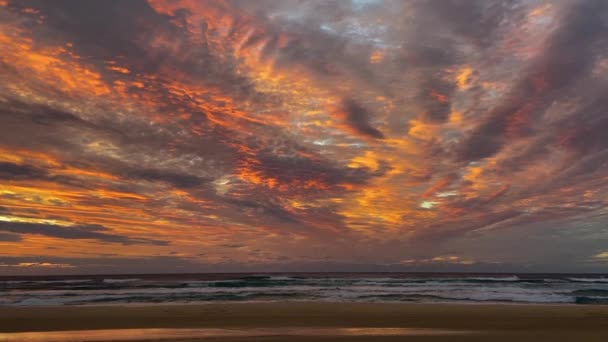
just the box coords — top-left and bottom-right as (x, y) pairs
(1, 302), (607, 341)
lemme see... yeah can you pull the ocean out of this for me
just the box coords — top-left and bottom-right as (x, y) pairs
(1, 273), (607, 306)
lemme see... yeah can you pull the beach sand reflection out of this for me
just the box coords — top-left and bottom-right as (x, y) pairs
(0, 327), (476, 341)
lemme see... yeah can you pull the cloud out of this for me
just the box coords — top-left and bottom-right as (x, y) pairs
(340, 99), (385, 139)
(416, 78), (455, 123)
(0, 255), (206, 275)
(124, 168), (209, 188)
(400, 255), (475, 265)
(0, 0), (607, 273)
(0, 262), (74, 268)
(220, 244), (246, 249)
(0, 162), (46, 180)
(0, 232), (22, 242)
(594, 251), (608, 259)
(0, 221), (168, 245)
(455, 0), (608, 162)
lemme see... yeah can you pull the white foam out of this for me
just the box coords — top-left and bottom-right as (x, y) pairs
(1, 279), (91, 284)
(466, 276), (520, 282)
(568, 277), (608, 283)
(14, 297), (64, 306)
(2, 275), (604, 306)
(102, 278), (141, 284)
(268, 276), (296, 281)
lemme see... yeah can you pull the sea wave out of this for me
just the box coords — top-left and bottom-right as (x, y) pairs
(464, 276), (520, 282)
(575, 296), (608, 305)
(568, 278), (608, 283)
(268, 276), (297, 281)
(102, 278), (142, 284)
(570, 289), (608, 296)
(0, 284), (578, 306)
(2, 274), (608, 306)
(0, 279), (92, 285)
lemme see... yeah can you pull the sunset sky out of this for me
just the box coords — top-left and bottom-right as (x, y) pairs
(1, 0), (608, 275)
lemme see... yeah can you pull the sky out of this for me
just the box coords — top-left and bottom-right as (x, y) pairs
(0, 0), (607, 275)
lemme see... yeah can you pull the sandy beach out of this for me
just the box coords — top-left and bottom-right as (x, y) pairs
(1, 302), (607, 341)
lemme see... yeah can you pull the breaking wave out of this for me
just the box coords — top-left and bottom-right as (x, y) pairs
(1, 273), (606, 306)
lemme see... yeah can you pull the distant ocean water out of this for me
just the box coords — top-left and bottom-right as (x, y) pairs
(1, 273), (607, 306)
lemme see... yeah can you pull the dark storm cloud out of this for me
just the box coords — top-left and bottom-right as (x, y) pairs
(494, 136), (553, 174)
(399, 26), (460, 124)
(418, 0), (519, 48)
(444, 186), (511, 211)
(0, 221), (168, 245)
(271, 25), (377, 85)
(0, 100), (93, 152)
(0, 161), (97, 191)
(232, 0), (381, 82)
(547, 150), (608, 192)
(124, 168), (210, 189)
(8, 100), (89, 127)
(225, 198), (300, 224)
(416, 78), (455, 123)
(396, 0), (525, 125)
(254, 151), (389, 190)
(413, 209), (525, 242)
(0, 232), (22, 242)
(456, 0), (608, 162)
(562, 97), (608, 155)
(273, 31), (341, 76)
(503, 95), (608, 198)
(0, 162), (46, 180)
(0, 157), (210, 192)
(341, 99), (385, 139)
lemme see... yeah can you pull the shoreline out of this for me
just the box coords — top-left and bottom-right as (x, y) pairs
(0, 300), (600, 308)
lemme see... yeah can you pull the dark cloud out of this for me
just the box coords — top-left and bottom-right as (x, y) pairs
(341, 99), (384, 139)
(225, 197), (300, 224)
(272, 26), (376, 84)
(417, 78), (454, 123)
(0, 162), (46, 180)
(0, 232), (22, 242)
(230, 1), (382, 84)
(563, 101), (608, 155)
(220, 244), (246, 249)
(456, 0), (608, 162)
(0, 100), (120, 164)
(0, 158), (210, 194)
(413, 210), (525, 242)
(0, 161), (95, 191)
(253, 151), (387, 190)
(124, 168), (209, 188)
(0, 221), (167, 245)
(419, 0), (520, 48)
